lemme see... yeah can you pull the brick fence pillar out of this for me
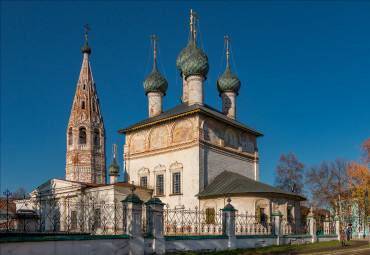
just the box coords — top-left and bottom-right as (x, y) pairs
(145, 197), (165, 255)
(122, 183), (144, 255)
(222, 198), (237, 250)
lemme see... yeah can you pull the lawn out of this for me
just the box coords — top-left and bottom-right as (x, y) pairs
(168, 240), (369, 254)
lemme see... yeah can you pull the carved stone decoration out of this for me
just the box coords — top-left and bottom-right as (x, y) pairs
(130, 132), (145, 153)
(170, 161), (183, 171)
(154, 164), (166, 172)
(223, 127), (239, 149)
(149, 125), (169, 150)
(172, 119), (194, 144)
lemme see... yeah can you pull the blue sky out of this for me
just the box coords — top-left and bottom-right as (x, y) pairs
(1, 1), (369, 196)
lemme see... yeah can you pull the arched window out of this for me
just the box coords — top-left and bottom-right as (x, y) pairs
(68, 127), (73, 145)
(79, 127), (86, 144)
(92, 101), (96, 112)
(81, 101), (85, 110)
(93, 129), (100, 146)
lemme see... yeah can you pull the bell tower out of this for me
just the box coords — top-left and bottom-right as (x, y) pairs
(65, 25), (106, 184)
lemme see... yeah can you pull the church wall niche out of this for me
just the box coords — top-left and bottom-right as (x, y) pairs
(171, 119), (194, 144)
(129, 132), (145, 153)
(241, 132), (256, 154)
(202, 118), (221, 144)
(222, 127), (239, 150)
(149, 125), (169, 150)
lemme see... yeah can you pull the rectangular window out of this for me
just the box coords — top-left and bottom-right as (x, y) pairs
(140, 176), (148, 187)
(93, 209), (101, 230)
(71, 211), (77, 230)
(260, 208), (266, 223)
(156, 174), (164, 196)
(287, 208), (293, 223)
(206, 208), (215, 224)
(172, 172), (181, 194)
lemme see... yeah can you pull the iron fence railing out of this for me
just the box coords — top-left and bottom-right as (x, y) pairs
(0, 198), (126, 235)
(282, 218), (309, 235)
(163, 207), (222, 236)
(235, 213), (273, 235)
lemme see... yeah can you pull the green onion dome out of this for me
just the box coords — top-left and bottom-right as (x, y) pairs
(216, 63), (241, 94)
(143, 60), (168, 95)
(108, 157), (120, 175)
(176, 34), (196, 71)
(181, 44), (209, 78)
(81, 41), (91, 54)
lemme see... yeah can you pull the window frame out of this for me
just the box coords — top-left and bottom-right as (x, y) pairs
(155, 174), (164, 196)
(140, 176), (148, 188)
(169, 162), (183, 196)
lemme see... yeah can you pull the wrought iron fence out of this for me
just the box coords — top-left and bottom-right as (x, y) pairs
(0, 198), (126, 235)
(235, 213), (273, 235)
(163, 206), (222, 236)
(282, 218), (309, 235)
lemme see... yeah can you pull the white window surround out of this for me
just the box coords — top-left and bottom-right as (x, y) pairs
(170, 162), (183, 195)
(154, 165), (166, 196)
(137, 167), (150, 188)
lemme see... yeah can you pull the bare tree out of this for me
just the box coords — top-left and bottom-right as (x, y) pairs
(305, 158), (350, 221)
(11, 187), (27, 199)
(274, 152), (305, 194)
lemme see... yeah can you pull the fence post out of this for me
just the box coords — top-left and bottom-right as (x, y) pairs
(333, 213), (341, 241)
(121, 183), (144, 255)
(145, 197), (166, 255)
(307, 207), (317, 243)
(323, 213), (330, 235)
(222, 198), (237, 250)
(272, 212), (283, 245)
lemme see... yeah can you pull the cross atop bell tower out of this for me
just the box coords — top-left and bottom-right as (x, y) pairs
(65, 26), (106, 184)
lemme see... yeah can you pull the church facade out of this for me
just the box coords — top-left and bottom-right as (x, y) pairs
(118, 14), (305, 217)
(18, 13), (304, 234)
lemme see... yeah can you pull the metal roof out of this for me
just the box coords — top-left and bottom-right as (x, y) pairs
(198, 171), (306, 201)
(117, 103), (263, 136)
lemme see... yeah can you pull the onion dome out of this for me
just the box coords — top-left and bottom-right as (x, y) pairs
(176, 34), (196, 71)
(143, 60), (168, 95)
(81, 41), (91, 54)
(108, 157), (120, 175)
(216, 62), (241, 94)
(182, 43), (209, 78)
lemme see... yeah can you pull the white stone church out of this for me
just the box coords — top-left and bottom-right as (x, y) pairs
(20, 13), (305, 232)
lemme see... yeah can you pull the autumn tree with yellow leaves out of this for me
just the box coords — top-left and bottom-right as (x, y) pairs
(345, 137), (370, 217)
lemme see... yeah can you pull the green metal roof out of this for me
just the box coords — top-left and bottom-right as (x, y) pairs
(143, 60), (168, 94)
(198, 171), (306, 201)
(108, 157), (120, 175)
(217, 64), (241, 94)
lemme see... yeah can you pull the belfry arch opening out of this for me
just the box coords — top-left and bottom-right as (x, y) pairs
(79, 127), (87, 144)
(82, 101), (85, 110)
(68, 127), (73, 145)
(93, 129), (100, 147)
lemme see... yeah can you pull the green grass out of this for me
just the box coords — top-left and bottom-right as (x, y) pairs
(167, 240), (361, 255)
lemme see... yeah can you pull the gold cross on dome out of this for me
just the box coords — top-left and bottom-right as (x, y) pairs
(84, 24), (90, 40)
(224, 36), (231, 56)
(192, 11), (199, 40)
(112, 143), (117, 158)
(190, 9), (193, 32)
(150, 35), (159, 58)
